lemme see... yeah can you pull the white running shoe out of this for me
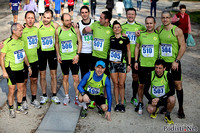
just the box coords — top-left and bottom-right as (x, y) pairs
(31, 99), (41, 109)
(40, 96), (49, 105)
(22, 101), (28, 110)
(9, 109), (16, 118)
(16, 106), (28, 115)
(51, 96), (61, 104)
(63, 96), (70, 106)
(74, 98), (81, 107)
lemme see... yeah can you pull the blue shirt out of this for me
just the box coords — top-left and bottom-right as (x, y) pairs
(10, 0), (20, 11)
(53, 0), (64, 10)
(78, 71), (112, 112)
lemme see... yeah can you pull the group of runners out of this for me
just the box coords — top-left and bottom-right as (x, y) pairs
(0, 5), (186, 124)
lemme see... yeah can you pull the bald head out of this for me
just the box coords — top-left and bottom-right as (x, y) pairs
(61, 13), (72, 28)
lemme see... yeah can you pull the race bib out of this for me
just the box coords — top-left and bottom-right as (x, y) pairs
(152, 85), (165, 97)
(41, 36), (53, 49)
(142, 45), (154, 57)
(61, 40), (73, 53)
(14, 49), (25, 64)
(126, 31), (136, 44)
(87, 85), (100, 95)
(109, 49), (122, 62)
(27, 35), (38, 49)
(93, 38), (104, 51)
(83, 33), (93, 43)
(161, 44), (172, 57)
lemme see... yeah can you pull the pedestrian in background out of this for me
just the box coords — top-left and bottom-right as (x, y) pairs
(150, 0), (158, 17)
(137, 0), (142, 11)
(106, 0), (114, 15)
(9, 0), (21, 23)
(38, 0), (45, 20)
(91, 0), (96, 19)
(115, 0), (124, 20)
(24, 0), (38, 15)
(123, 0), (133, 12)
(171, 4), (191, 42)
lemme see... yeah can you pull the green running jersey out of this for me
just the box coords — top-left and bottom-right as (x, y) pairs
(20, 26), (38, 63)
(1, 37), (25, 71)
(90, 21), (114, 59)
(122, 22), (146, 58)
(150, 71), (170, 98)
(159, 25), (179, 63)
(38, 21), (56, 51)
(84, 71), (107, 95)
(136, 31), (160, 67)
(58, 26), (78, 60)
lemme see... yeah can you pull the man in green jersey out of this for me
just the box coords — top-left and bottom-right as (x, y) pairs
(83, 11), (114, 77)
(55, 13), (82, 106)
(0, 23), (32, 118)
(134, 16), (160, 115)
(20, 11), (41, 110)
(121, 8), (146, 106)
(156, 11), (186, 118)
(34, 9), (60, 105)
(146, 59), (175, 125)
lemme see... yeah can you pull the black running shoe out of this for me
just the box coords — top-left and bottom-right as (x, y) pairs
(80, 109), (87, 118)
(178, 108), (185, 119)
(114, 104), (121, 112)
(120, 104), (125, 113)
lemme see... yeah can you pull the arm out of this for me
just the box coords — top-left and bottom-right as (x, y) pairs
(156, 25), (161, 33)
(82, 26), (92, 34)
(0, 53), (9, 79)
(105, 77), (112, 121)
(172, 27), (186, 71)
(55, 28), (62, 63)
(188, 15), (191, 34)
(72, 28), (82, 64)
(126, 43), (131, 73)
(24, 55), (32, 76)
(77, 72), (90, 93)
(134, 42), (140, 70)
(171, 14), (178, 23)
(53, 22), (60, 29)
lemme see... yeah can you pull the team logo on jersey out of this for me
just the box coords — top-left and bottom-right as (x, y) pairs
(153, 37), (157, 40)
(106, 30), (110, 34)
(119, 40), (123, 44)
(168, 35), (171, 38)
(68, 33), (72, 36)
(161, 80), (164, 84)
(135, 28), (138, 31)
(50, 29), (53, 31)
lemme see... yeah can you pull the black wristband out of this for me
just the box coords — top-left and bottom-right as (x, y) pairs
(81, 92), (85, 96)
(175, 59), (180, 63)
(135, 60), (138, 63)
(128, 64), (131, 67)
(77, 53), (80, 56)
(27, 65), (31, 68)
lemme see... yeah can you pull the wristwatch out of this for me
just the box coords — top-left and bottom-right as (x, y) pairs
(175, 59), (180, 63)
(81, 92), (85, 96)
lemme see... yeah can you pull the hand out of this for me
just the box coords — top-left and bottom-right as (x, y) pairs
(28, 67), (32, 76)
(83, 94), (90, 103)
(105, 112), (111, 121)
(135, 30), (140, 37)
(72, 23), (78, 29)
(122, 33), (127, 37)
(0, 41), (4, 49)
(134, 63), (138, 70)
(172, 61), (179, 71)
(152, 98), (159, 106)
(72, 55), (79, 64)
(177, 18), (180, 21)
(57, 55), (62, 63)
(127, 66), (131, 73)
(3, 71), (9, 79)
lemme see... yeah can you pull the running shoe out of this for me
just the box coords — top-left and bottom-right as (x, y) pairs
(177, 108), (185, 119)
(114, 104), (121, 112)
(51, 96), (61, 104)
(80, 108), (87, 118)
(22, 101), (28, 110)
(31, 99), (41, 109)
(74, 98), (81, 107)
(16, 106), (28, 115)
(150, 108), (159, 119)
(88, 101), (96, 109)
(9, 109), (16, 118)
(131, 97), (139, 107)
(120, 104), (125, 113)
(63, 96), (70, 106)
(40, 96), (49, 105)
(164, 115), (174, 124)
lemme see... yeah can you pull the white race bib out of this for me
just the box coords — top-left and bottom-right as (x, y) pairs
(41, 36), (53, 49)
(83, 33), (93, 43)
(14, 49), (25, 64)
(142, 45), (154, 57)
(93, 38), (104, 51)
(109, 49), (122, 62)
(27, 35), (38, 49)
(61, 40), (73, 53)
(152, 85), (165, 97)
(126, 31), (136, 44)
(87, 85), (100, 95)
(161, 44), (172, 57)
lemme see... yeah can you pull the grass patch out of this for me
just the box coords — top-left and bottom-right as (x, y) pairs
(171, 11), (200, 24)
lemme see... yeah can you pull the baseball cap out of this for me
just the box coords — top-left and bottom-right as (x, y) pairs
(95, 60), (106, 68)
